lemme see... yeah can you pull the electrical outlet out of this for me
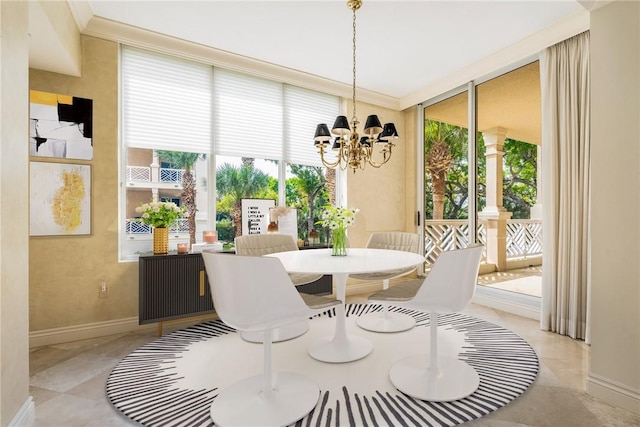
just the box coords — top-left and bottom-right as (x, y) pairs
(99, 281), (108, 298)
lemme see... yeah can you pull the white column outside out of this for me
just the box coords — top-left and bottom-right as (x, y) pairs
(478, 127), (512, 271)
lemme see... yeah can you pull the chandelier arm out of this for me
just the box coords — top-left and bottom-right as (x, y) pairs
(318, 145), (343, 169)
(366, 144), (395, 168)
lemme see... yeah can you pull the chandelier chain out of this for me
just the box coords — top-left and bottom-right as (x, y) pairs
(352, 6), (357, 122)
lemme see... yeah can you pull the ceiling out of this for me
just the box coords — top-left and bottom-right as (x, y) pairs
(30, 1), (593, 106)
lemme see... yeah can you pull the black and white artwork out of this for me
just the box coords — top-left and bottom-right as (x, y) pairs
(29, 90), (93, 160)
(241, 199), (275, 235)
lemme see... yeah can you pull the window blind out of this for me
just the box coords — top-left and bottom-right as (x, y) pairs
(284, 85), (340, 167)
(213, 68), (283, 159)
(122, 46), (212, 154)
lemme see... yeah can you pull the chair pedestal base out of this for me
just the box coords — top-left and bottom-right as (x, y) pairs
(356, 311), (416, 333)
(240, 321), (309, 343)
(389, 354), (480, 402)
(210, 372), (319, 426)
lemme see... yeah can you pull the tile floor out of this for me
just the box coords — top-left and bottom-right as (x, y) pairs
(30, 289), (640, 427)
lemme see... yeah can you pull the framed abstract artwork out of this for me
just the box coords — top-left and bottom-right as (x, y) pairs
(29, 90), (93, 160)
(30, 161), (92, 236)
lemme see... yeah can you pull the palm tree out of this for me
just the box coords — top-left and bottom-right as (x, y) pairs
(425, 140), (453, 219)
(325, 168), (336, 205)
(425, 121), (472, 219)
(216, 162), (271, 236)
(288, 165), (327, 235)
(157, 150), (205, 245)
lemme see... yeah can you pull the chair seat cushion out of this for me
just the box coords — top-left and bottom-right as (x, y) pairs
(368, 278), (423, 302)
(289, 273), (324, 286)
(300, 292), (341, 310)
(350, 267), (414, 282)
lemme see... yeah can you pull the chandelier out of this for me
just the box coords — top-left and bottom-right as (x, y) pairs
(313, 0), (398, 173)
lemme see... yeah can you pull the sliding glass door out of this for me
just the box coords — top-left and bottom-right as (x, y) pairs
(422, 89), (477, 264)
(420, 61), (542, 299)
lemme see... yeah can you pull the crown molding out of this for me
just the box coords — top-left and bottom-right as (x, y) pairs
(66, 0), (93, 31)
(82, 16), (401, 111)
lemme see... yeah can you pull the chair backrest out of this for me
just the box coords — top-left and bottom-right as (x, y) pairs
(366, 232), (420, 253)
(411, 244), (484, 313)
(202, 252), (310, 331)
(234, 233), (298, 256)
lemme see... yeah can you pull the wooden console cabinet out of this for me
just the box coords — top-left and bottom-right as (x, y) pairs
(139, 252), (332, 327)
(138, 253), (215, 325)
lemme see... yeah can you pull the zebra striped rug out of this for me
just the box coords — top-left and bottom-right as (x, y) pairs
(107, 304), (539, 426)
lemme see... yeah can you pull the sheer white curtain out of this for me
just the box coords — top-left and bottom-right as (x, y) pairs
(540, 31), (591, 342)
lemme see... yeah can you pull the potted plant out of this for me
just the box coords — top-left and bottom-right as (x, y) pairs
(135, 200), (185, 254)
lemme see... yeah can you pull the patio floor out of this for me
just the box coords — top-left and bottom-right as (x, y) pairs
(478, 265), (542, 298)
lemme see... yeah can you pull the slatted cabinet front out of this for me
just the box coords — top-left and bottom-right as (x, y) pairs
(138, 253), (215, 324)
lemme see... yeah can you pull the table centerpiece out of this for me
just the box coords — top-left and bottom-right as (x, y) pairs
(317, 205), (358, 256)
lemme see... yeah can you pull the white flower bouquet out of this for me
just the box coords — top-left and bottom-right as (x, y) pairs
(135, 201), (184, 228)
(317, 205), (358, 256)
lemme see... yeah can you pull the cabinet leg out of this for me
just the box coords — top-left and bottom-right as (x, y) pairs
(158, 322), (163, 337)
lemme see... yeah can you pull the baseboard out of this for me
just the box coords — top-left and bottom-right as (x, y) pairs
(473, 285), (541, 320)
(587, 373), (640, 415)
(29, 314), (221, 348)
(29, 317), (155, 348)
(9, 397), (34, 427)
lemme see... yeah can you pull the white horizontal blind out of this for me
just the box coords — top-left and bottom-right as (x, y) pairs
(122, 47), (212, 154)
(284, 86), (340, 167)
(213, 68), (283, 159)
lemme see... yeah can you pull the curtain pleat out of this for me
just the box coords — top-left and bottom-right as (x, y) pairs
(540, 31), (591, 342)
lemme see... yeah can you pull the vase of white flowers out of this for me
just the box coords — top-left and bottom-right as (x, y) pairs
(135, 201), (185, 254)
(317, 205), (358, 256)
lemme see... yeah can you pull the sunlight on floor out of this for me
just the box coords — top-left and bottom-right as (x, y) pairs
(478, 265), (542, 298)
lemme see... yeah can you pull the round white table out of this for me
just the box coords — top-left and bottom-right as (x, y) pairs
(266, 248), (426, 363)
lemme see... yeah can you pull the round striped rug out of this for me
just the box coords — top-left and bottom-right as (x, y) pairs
(107, 304), (538, 426)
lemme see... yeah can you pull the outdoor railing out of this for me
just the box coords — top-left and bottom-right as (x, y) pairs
(125, 166), (193, 184)
(127, 166), (151, 182)
(505, 219), (542, 258)
(126, 218), (190, 235)
(424, 219), (542, 266)
(160, 168), (189, 184)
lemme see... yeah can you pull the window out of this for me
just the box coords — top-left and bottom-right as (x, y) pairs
(121, 47), (339, 259)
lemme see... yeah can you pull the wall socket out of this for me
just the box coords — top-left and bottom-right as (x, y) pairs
(99, 281), (108, 298)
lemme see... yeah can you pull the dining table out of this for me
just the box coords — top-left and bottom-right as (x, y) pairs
(266, 248), (426, 363)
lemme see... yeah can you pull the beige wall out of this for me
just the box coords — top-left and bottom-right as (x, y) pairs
(345, 102), (414, 248)
(589, 0), (640, 414)
(1, 1), (31, 424)
(29, 36), (139, 332)
(127, 147), (152, 167)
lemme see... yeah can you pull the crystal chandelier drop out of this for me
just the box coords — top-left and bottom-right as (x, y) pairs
(313, 0), (399, 173)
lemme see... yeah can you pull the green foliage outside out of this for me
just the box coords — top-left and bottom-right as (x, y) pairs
(215, 161), (276, 237)
(503, 139), (537, 218)
(424, 119), (537, 220)
(215, 218), (236, 242)
(215, 161), (330, 241)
